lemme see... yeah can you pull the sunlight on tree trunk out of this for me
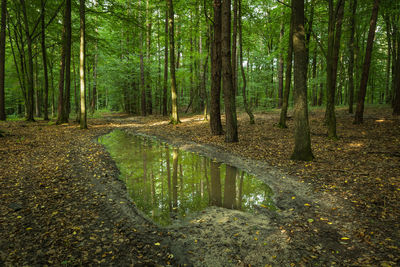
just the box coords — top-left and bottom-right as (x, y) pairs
(167, 0), (180, 124)
(80, 0), (87, 129)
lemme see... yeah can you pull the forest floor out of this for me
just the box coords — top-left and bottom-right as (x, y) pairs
(0, 107), (399, 266)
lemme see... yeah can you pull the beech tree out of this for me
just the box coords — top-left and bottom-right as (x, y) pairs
(354, 0), (380, 124)
(79, 0), (87, 129)
(291, 0), (313, 161)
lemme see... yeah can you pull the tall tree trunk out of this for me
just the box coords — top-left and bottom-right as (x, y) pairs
(146, 0), (152, 115)
(20, 0), (35, 121)
(239, 0), (254, 124)
(391, 25), (400, 114)
(232, 0), (238, 98)
(34, 49), (40, 117)
(278, 19), (284, 108)
(278, 10), (294, 128)
(80, 0), (87, 129)
(384, 14), (392, 105)
(210, 0), (223, 135)
(56, 0), (68, 124)
(0, 0), (6, 121)
(291, 0), (313, 161)
(354, 0), (380, 123)
(91, 41), (98, 113)
(221, 0), (238, 142)
(40, 0), (49, 120)
(167, 0), (179, 124)
(348, 0), (357, 114)
(64, 0), (71, 120)
(325, 0), (345, 138)
(139, 0), (146, 116)
(162, 9), (168, 116)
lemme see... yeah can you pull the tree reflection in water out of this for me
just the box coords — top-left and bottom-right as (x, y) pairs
(99, 130), (276, 226)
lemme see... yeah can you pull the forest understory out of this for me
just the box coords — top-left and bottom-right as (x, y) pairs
(0, 107), (399, 266)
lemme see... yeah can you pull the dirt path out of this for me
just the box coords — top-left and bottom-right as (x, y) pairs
(1, 108), (399, 266)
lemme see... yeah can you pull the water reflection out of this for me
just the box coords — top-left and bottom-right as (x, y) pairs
(99, 130), (275, 226)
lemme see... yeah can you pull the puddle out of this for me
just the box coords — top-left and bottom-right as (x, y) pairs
(99, 130), (276, 226)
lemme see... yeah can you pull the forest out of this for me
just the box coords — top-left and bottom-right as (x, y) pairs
(0, 0), (399, 266)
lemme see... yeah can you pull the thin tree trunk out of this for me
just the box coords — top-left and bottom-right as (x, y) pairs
(239, 0), (254, 124)
(354, 0), (380, 123)
(210, 0), (223, 135)
(20, 0), (35, 121)
(232, 0), (238, 99)
(278, 19), (284, 108)
(222, 0), (238, 142)
(64, 0), (71, 120)
(167, 0), (179, 124)
(91, 40), (98, 113)
(163, 9), (168, 116)
(80, 0), (87, 129)
(146, 0), (152, 115)
(311, 47), (317, 106)
(325, 0), (345, 138)
(278, 10), (294, 128)
(40, 0), (49, 120)
(0, 0), (7, 121)
(291, 0), (313, 161)
(139, 0), (146, 116)
(348, 0), (357, 113)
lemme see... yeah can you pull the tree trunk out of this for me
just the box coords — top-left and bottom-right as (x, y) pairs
(20, 0), (35, 121)
(232, 0), (238, 99)
(91, 40), (98, 113)
(391, 30), (400, 115)
(221, 0), (238, 143)
(163, 9), (168, 116)
(311, 47), (317, 106)
(80, 0), (87, 129)
(40, 0), (49, 120)
(354, 0), (380, 124)
(239, 0), (254, 124)
(210, 0), (223, 135)
(278, 10), (294, 128)
(0, 0), (6, 121)
(278, 19), (284, 108)
(64, 0), (71, 119)
(348, 0), (357, 114)
(167, 0), (179, 124)
(325, 0), (345, 138)
(291, 0), (313, 161)
(146, 0), (152, 115)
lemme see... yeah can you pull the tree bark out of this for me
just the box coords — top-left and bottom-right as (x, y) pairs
(167, 0), (179, 124)
(354, 0), (380, 123)
(325, 0), (345, 138)
(239, 0), (254, 124)
(20, 0), (35, 121)
(210, 0), (223, 135)
(79, 0), (87, 129)
(146, 0), (152, 115)
(291, 0), (313, 161)
(163, 9), (168, 116)
(40, 0), (49, 120)
(278, 19), (284, 108)
(348, 0), (357, 114)
(232, 0), (238, 98)
(0, 0), (6, 120)
(64, 0), (71, 119)
(278, 10), (294, 128)
(221, 0), (238, 142)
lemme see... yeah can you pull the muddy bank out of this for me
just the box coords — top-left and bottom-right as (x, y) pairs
(100, 127), (363, 266)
